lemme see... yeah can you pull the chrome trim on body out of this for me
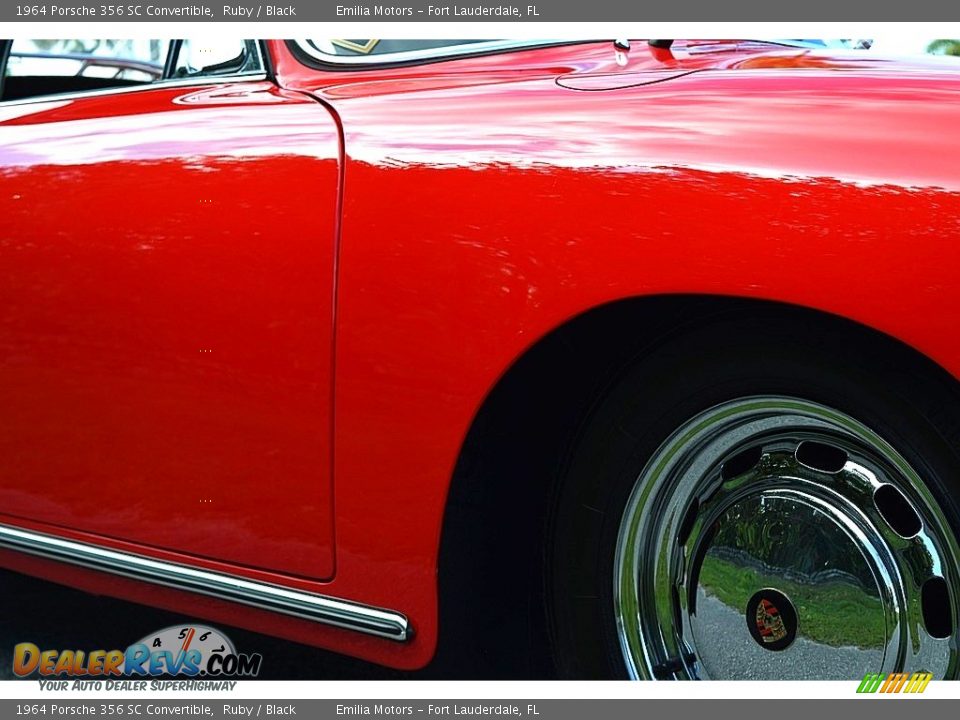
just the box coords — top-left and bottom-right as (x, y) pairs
(293, 39), (564, 67)
(0, 523), (410, 642)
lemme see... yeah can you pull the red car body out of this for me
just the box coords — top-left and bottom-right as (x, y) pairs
(1, 39), (959, 669)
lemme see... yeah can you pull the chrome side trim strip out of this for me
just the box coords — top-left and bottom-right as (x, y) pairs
(0, 524), (410, 642)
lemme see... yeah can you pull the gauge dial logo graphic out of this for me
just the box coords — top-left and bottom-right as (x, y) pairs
(136, 624), (235, 670)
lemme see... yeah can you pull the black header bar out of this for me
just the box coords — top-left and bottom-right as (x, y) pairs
(3, 0), (959, 22)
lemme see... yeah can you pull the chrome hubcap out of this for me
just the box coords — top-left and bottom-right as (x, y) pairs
(614, 397), (960, 680)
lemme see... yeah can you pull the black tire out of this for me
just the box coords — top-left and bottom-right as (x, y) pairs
(547, 308), (960, 679)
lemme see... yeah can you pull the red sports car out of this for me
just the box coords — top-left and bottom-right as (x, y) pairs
(1, 38), (959, 680)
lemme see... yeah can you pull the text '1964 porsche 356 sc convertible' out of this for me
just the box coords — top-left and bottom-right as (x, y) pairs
(1, 37), (960, 680)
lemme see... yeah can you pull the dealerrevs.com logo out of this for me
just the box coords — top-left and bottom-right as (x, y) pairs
(13, 625), (262, 680)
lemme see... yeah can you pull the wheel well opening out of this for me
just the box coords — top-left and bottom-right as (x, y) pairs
(434, 294), (959, 677)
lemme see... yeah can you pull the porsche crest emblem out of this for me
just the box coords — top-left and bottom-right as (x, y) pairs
(746, 589), (798, 651)
(755, 597), (788, 643)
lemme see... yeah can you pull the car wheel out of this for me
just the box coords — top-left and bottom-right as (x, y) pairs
(548, 313), (960, 680)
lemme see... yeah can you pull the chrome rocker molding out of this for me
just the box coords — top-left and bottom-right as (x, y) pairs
(0, 523), (410, 642)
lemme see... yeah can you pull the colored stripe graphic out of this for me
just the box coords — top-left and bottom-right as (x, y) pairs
(857, 672), (932, 694)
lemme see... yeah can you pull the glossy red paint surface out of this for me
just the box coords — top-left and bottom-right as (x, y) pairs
(3, 40), (960, 670)
(0, 82), (340, 580)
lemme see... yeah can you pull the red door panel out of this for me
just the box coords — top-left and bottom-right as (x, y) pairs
(0, 81), (339, 579)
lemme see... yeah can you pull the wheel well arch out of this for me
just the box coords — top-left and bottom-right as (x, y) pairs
(433, 293), (960, 676)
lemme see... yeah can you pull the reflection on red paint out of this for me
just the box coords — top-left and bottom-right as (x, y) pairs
(1, 39), (959, 671)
